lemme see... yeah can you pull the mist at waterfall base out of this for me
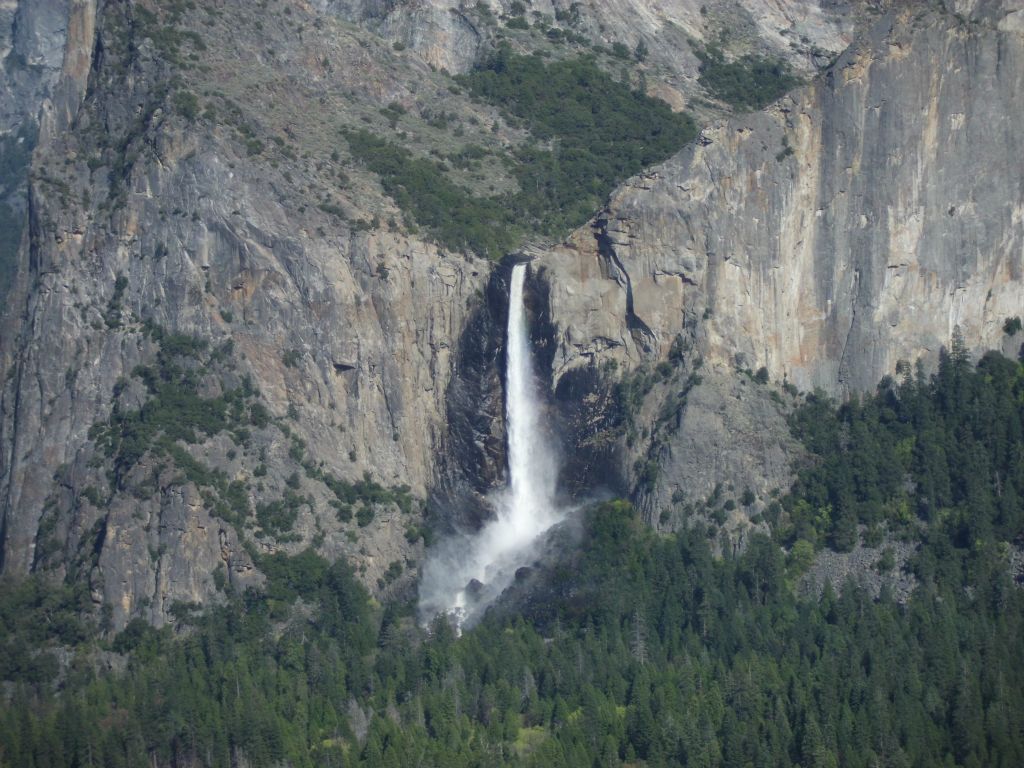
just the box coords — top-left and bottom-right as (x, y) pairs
(419, 263), (567, 629)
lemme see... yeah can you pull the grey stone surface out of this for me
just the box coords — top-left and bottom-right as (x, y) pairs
(800, 537), (918, 603)
(540, 1), (1024, 395)
(534, 0), (1024, 534)
(0, 0), (480, 627)
(320, 0), (856, 105)
(640, 371), (803, 529)
(0, 0), (1021, 627)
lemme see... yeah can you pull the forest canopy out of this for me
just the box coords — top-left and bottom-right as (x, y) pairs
(1, 349), (1023, 767)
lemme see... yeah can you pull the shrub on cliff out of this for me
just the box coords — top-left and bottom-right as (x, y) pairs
(345, 50), (696, 258)
(696, 46), (801, 111)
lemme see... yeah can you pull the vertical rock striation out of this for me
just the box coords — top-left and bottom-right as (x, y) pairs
(541, 0), (1024, 393)
(1, 0), (1021, 620)
(0, 0), (487, 627)
(536, 0), (1024, 521)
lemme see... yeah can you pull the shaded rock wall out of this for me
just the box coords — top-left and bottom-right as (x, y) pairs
(0, 0), (487, 627)
(542, 2), (1024, 394)
(535, 0), (1024, 526)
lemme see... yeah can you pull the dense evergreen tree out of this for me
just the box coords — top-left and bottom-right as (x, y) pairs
(1, 351), (1023, 766)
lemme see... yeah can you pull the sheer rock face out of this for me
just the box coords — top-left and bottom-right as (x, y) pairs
(536, 0), (1024, 520)
(0, 119), (484, 622)
(320, 0), (856, 102)
(0, 0), (90, 303)
(0, 0), (486, 627)
(0, 0), (82, 136)
(324, 0), (485, 74)
(539, 1), (1024, 392)
(641, 372), (804, 528)
(0, 0), (1021, 625)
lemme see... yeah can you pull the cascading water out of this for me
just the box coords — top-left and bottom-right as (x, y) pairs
(492, 262), (560, 558)
(419, 262), (561, 628)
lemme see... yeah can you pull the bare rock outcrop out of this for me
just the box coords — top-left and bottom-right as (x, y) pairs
(800, 538), (918, 603)
(535, 0), (1024, 526)
(542, 2), (1024, 393)
(1, 0), (1022, 626)
(641, 371), (804, 527)
(0, 0), (486, 627)
(320, 0), (856, 103)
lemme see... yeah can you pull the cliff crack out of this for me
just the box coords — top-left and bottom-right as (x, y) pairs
(594, 216), (656, 354)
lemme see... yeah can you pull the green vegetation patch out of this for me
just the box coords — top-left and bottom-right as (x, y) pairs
(0, 575), (94, 683)
(781, 338), (1024, 555)
(88, 327), (257, 489)
(3, 495), (1023, 766)
(80, 326), (279, 532)
(696, 46), (801, 111)
(343, 129), (519, 257)
(461, 48), (696, 235)
(346, 50), (696, 257)
(134, 5), (207, 66)
(255, 489), (310, 536)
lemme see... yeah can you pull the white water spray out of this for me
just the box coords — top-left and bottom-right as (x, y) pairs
(420, 262), (561, 627)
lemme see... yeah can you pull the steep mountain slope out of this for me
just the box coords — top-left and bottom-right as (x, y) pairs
(536, 0), (1024, 522)
(322, 0), (858, 103)
(0, 0), (498, 627)
(542, 0), (1024, 389)
(0, 0), (91, 297)
(2, 4), (1023, 764)
(0, 0), (844, 628)
(0, 0), (1021, 633)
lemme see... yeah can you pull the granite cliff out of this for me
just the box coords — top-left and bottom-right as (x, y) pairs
(0, 0), (1021, 628)
(0, 0), (494, 628)
(535, 0), (1024, 528)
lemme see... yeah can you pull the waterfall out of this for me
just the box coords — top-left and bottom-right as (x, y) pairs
(419, 262), (561, 628)
(499, 262), (559, 551)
